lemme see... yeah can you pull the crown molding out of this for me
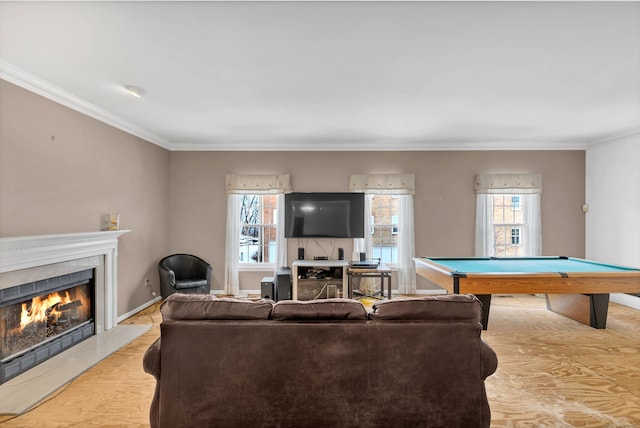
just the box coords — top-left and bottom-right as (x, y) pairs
(586, 129), (640, 147)
(0, 60), (173, 150)
(173, 139), (589, 151)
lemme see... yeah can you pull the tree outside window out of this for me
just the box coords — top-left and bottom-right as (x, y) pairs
(239, 194), (278, 264)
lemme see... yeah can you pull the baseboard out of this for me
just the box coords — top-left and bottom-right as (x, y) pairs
(117, 295), (162, 323)
(610, 293), (640, 310)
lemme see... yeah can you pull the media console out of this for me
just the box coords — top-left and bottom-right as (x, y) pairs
(291, 260), (349, 300)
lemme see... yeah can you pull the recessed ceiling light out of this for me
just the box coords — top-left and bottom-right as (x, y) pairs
(124, 85), (146, 98)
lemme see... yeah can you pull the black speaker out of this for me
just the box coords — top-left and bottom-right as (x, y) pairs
(360, 252), (366, 261)
(338, 248), (344, 260)
(298, 247), (305, 260)
(260, 276), (274, 300)
(274, 267), (292, 301)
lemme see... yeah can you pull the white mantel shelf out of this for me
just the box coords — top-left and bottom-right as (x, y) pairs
(0, 230), (130, 273)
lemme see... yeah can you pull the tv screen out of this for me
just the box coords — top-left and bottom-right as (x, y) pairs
(284, 192), (365, 238)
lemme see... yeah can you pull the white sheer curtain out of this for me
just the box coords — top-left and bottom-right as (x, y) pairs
(474, 173), (542, 257)
(224, 194), (242, 295)
(350, 174), (416, 294)
(474, 194), (494, 257)
(523, 194), (542, 256)
(224, 174), (291, 296)
(275, 193), (287, 268)
(396, 194), (416, 294)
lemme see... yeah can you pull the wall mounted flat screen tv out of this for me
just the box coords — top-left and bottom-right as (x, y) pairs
(284, 192), (365, 238)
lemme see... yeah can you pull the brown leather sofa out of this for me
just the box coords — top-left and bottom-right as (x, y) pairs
(143, 293), (498, 428)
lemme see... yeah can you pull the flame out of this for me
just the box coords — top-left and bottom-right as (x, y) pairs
(20, 291), (73, 329)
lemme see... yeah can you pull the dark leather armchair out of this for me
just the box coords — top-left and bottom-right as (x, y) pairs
(158, 254), (212, 298)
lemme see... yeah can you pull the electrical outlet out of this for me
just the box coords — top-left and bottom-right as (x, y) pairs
(144, 278), (151, 287)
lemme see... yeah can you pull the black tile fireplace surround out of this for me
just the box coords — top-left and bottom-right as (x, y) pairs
(0, 269), (95, 384)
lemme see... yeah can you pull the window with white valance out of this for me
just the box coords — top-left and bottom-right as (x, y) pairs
(475, 173), (542, 257)
(350, 174), (416, 294)
(224, 174), (291, 295)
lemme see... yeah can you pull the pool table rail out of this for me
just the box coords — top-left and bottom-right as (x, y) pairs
(414, 257), (640, 295)
(414, 256), (640, 329)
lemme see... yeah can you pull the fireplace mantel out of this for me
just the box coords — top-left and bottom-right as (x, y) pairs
(0, 230), (130, 332)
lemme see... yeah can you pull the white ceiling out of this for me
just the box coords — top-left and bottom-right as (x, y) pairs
(1, 1), (639, 151)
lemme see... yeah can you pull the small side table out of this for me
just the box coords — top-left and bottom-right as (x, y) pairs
(348, 263), (392, 299)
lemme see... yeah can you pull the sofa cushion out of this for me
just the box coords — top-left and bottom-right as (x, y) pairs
(160, 293), (273, 321)
(273, 299), (368, 320)
(369, 294), (482, 322)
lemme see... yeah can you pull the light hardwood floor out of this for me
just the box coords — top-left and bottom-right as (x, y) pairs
(1, 294), (639, 427)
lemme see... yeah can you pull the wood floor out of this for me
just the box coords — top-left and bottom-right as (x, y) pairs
(1, 294), (638, 427)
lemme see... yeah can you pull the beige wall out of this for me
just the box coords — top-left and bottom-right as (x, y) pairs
(1, 79), (586, 301)
(0, 80), (171, 315)
(170, 150), (586, 292)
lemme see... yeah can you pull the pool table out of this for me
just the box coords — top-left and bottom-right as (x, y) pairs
(414, 256), (640, 329)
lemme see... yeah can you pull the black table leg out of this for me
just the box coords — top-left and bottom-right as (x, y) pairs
(590, 294), (610, 329)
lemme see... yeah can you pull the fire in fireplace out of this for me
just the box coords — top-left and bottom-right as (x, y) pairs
(0, 269), (95, 384)
(2, 284), (92, 360)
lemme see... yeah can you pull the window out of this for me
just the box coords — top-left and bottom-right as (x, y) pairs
(225, 174), (290, 295)
(370, 194), (399, 264)
(350, 173), (416, 294)
(475, 173), (542, 258)
(492, 195), (526, 256)
(511, 227), (521, 245)
(239, 194), (278, 264)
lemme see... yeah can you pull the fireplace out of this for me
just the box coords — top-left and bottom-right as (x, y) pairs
(0, 231), (150, 414)
(0, 231), (129, 384)
(0, 269), (95, 384)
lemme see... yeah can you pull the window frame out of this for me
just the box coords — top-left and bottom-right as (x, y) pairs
(237, 194), (278, 269)
(368, 194), (400, 266)
(511, 227), (522, 245)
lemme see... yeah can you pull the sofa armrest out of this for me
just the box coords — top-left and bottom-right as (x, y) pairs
(480, 339), (498, 380)
(143, 337), (161, 380)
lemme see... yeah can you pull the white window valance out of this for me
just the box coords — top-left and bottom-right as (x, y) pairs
(474, 173), (542, 195)
(225, 174), (292, 194)
(349, 174), (415, 195)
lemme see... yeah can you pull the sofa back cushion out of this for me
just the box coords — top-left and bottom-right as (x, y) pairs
(273, 298), (367, 320)
(160, 293), (273, 321)
(369, 294), (481, 322)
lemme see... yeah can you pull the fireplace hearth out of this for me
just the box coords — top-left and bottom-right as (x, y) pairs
(0, 269), (95, 384)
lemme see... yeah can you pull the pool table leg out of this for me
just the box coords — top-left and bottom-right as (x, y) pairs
(590, 294), (610, 329)
(475, 294), (492, 330)
(545, 293), (610, 329)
